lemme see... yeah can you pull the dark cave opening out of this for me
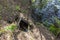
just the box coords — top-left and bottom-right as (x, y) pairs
(18, 19), (29, 31)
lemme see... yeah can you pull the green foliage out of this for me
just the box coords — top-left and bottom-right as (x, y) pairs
(32, 0), (48, 9)
(49, 24), (57, 35)
(0, 24), (17, 34)
(42, 17), (60, 36)
(54, 17), (60, 25)
(31, 0), (35, 3)
(43, 20), (52, 27)
(39, 0), (48, 9)
(5, 24), (17, 32)
(43, 17), (60, 35)
(15, 5), (20, 11)
(57, 28), (60, 34)
(49, 24), (60, 35)
(43, 20), (48, 26)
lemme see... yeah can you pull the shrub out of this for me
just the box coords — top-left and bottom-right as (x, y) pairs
(49, 24), (60, 35)
(49, 24), (57, 35)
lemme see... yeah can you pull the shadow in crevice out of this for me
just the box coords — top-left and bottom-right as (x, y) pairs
(18, 19), (28, 31)
(13, 19), (29, 40)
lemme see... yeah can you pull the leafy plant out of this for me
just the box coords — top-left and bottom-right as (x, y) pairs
(32, 0), (35, 3)
(43, 20), (51, 27)
(49, 24), (60, 35)
(5, 23), (17, 32)
(15, 5), (20, 11)
(49, 24), (57, 35)
(54, 17), (60, 25)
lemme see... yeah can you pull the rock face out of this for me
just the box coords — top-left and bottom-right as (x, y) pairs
(0, 23), (56, 40)
(0, 0), (30, 23)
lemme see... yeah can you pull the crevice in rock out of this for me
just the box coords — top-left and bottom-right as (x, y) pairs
(18, 18), (29, 31)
